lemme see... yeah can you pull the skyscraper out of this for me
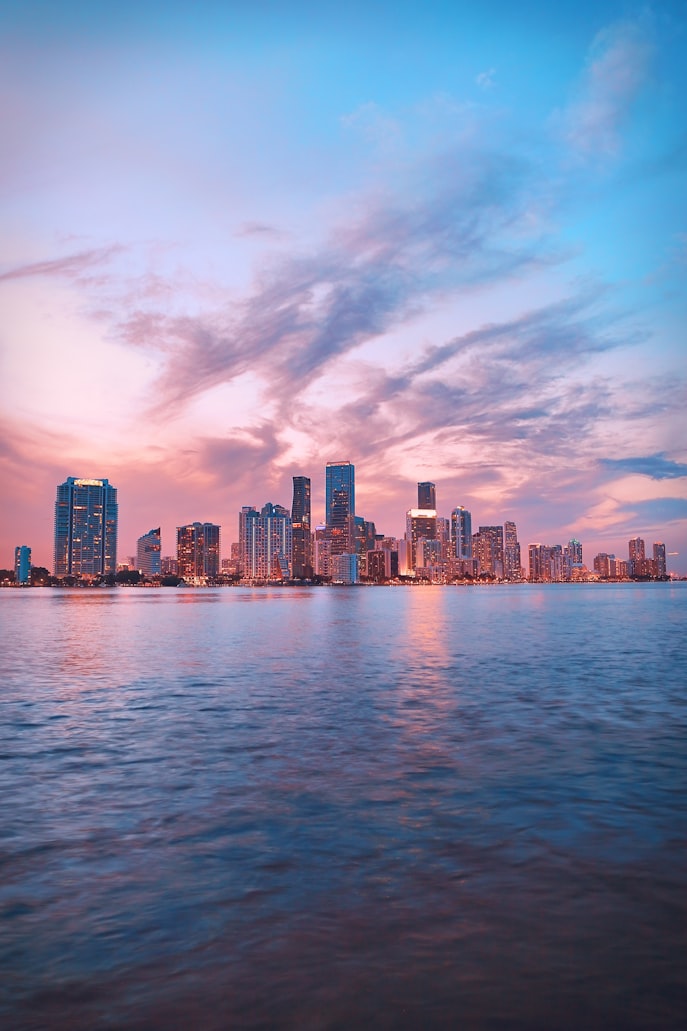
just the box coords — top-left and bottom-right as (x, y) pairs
(136, 527), (161, 576)
(243, 504), (292, 579)
(475, 526), (504, 578)
(291, 476), (312, 578)
(451, 507), (472, 560)
(405, 509), (437, 572)
(14, 545), (31, 585)
(176, 523), (220, 580)
(653, 542), (667, 578)
(417, 482), (436, 510)
(504, 521), (522, 580)
(54, 477), (118, 577)
(326, 461), (355, 555)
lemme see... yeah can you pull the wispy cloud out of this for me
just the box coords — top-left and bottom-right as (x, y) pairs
(475, 68), (496, 91)
(0, 245), (124, 283)
(600, 453), (687, 480)
(555, 17), (655, 157)
(114, 146), (559, 416)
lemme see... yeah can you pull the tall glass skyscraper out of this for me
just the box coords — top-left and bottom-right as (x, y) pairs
(325, 461), (355, 555)
(451, 506), (472, 560)
(54, 477), (118, 577)
(291, 476), (312, 578)
(417, 482), (436, 510)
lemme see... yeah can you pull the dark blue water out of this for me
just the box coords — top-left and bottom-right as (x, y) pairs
(1, 584), (686, 1029)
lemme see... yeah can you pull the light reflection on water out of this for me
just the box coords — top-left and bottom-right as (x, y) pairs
(1, 584), (686, 1029)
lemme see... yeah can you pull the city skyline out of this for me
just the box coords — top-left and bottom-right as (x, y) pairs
(1, 2), (686, 573)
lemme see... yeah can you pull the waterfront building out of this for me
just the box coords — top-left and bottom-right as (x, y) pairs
(291, 476), (313, 578)
(654, 542), (667, 578)
(243, 504), (292, 580)
(176, 522), (220, 581)
(136, 527), (161, 577)
(314, 525), (332, 578)
(326, 461), (355, 555)
(475, 526), (504, 579)
(54, 477), (118, 578)
(14, 545), (31, 585)
(331, 552), (359, 584)
(417, 482), (436, 510)
(160, 556), (178, 575)
(406, 509), (437, 573)
(450, 507), (472, 560)
(436, 517), (451, 560)
(504, 521), (522, 580)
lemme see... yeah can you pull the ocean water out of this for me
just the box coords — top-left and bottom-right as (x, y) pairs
(1, 583), (685, 1030)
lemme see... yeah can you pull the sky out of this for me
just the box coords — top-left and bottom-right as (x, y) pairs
(1, 0), (686, 573)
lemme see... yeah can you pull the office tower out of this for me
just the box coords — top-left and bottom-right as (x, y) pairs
(653, 542), (667, 578)
(238, 506), (258, 577)
(417, 482), (436, 510)
(628, 536), (648, 577)
(406, 509), (438, 572)
(54, 477), (118, 577)
(451, 507), (472, 560)
(136, 527), (161, 576)
(291, 476), (312, 578)
(475, 526), (504, 578)
(628, 537), (645, 562)
(326, 461), (355, 555)
(314, 525), (332, 578)
(436, 517), (451, 559)
(243, 504), (292, 579)
(176, 522), (220, 580)
(14, 545), (31, 585)
(567, 538), (583, 566)
(504, 521), (522, 580)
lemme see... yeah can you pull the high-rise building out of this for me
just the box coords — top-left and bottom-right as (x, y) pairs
(475, 526), (504, 578)
(628, 536), (649, 577)
(314, 525), (332, 578)
(326, 461), (355, 555)
(243, 504), (292, 579)
(406, 509), (437, 572)
(653, 542), (667, 578)
(451, 507), (472, 560)
(504, 521), (522, 580)
(14, 545), (31, 585)
(176, 522), (220, 581)
(291, 476), (312, 578)
(417, 482), (436, 510)
(136, 527), (161, 576)
(54, 477), (118, 577)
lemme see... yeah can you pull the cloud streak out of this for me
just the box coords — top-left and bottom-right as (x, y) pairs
(601, 454), (687, 480)
(556, 17), (655, 157)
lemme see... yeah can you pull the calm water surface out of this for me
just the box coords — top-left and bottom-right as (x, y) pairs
(1, 584), (686, 1029)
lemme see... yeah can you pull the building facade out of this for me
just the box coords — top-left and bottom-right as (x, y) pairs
(451, 506), (472, 561)
(243, 504), (292, 580)
(54, 477), (118, 577)
(176, 522), (220, 581)
(504, 521), (522, 580)
(474, 525), (504, 578)
(291, 476), (312, 578)
(325, 461), (355, 555)
(136, 527), (161, 576)
(417, 481), (436, 510)
(405, 509), (437, 573)
(14, 545), (31, 585)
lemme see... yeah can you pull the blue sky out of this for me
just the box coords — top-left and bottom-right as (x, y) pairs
(1, 0), (686, 572)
